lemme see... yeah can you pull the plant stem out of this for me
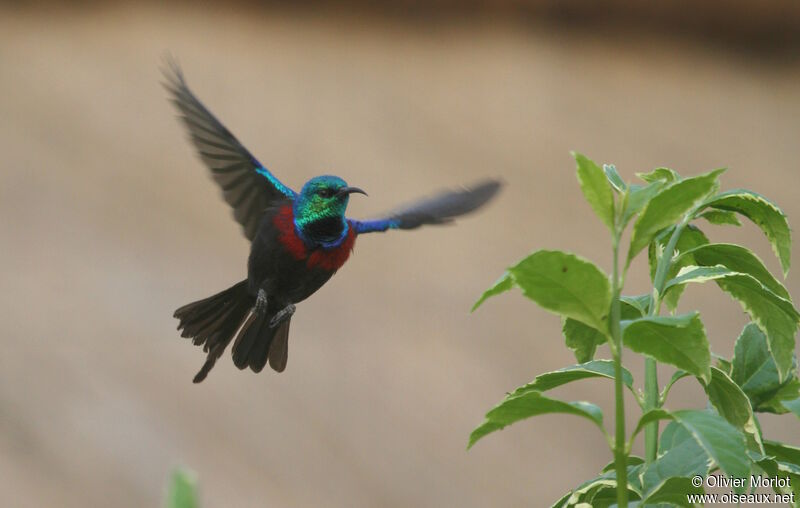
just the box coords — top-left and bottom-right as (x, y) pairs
(610, 238), (628, 508)
(643, 219), (688, 462)
(643, 357), (658, 462)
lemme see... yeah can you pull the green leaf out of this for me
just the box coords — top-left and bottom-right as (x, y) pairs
(166, 468), (199, 508)
(660, 370), (691, 404)
(583, 488), (619, 507)
(752, 453), (800, 497)
(731, 323), (788, 409)
(628, 168), (724, 266)
(468, 391), (603, 449)
(648, 225), (710, 281)
(550, 492), (571, 508)
(563, 318), (604, 363)
(558, 478), (621, 508)
(640, 420), (710, 494)
(603, 163), (626, 192)
(782, 398), (800, 419)
(763, 440), (800, 469)
(703, 367), (763, 452)
(641, 476), (704, 506)
(623, 182), (665, 227)
(635, 409), (750, 493)
(637, 167), (680, 184)
(752, 451), (778, 473)
(698, 209), (741, 226)
(509, 360), (634, 397)
(587, 483), (642, 507)
(716, 355), (733, 375)
(510, 250), (611, 333)
(601, 456), (645, 473)
(574, 152), (615, 232)
(682, 243), (790, 301)
(622, 313), (711, 383)
(704, 189), (792, 276)
(649, 224), (710, 311)
(471, 272), (513, 311)
(554, 471), (643, 507)
(665, 267), (799, 381)
(664, 264), (732, 289)
(620, 294), (651, 317)
(673, 410), (751, 487)
(711, 277), (799, 382)
(632, 408), (673, 439)
(759, 378), (800, 414)
(714, 272), (798, 383)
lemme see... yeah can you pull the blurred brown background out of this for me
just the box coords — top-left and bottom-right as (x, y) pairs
(1, 2), (799, 507)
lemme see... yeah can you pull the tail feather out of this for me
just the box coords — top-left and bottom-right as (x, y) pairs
(232, 310), (292, 373)
(248, 317), (273, 373)
(175, 280), (293, 381)
(174, 280), (252, 382)
(192, 341), (225, 383)
(192, 298), (248, 347)
(231, 311), (264, 369)
(192, 303), (258, 383)
(180, 300), (239, 344)
(268, 320), (290, 373)
(252, 318), (290, 373)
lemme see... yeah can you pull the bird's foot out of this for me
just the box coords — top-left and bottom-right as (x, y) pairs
(255, 289), (269, 314)
(269, 304), (295, 328)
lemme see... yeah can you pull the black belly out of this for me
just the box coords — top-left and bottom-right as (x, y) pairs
(246, 208), (337, 306)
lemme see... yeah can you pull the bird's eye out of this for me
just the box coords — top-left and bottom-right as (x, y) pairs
(319, 188), (334, 198)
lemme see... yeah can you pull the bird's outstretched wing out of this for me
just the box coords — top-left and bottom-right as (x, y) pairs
(162, 59), (296, 241)
(352, 179), (502, 234)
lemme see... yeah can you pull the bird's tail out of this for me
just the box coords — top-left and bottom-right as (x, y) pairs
(232, 308), (291, 375)
(174, 280), (253, 383)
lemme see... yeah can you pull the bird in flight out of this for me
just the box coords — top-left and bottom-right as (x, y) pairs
(164, 60), (501, 383)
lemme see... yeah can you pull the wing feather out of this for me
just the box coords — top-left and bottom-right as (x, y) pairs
(353, 179), (502, 234)
(162, 58), (296, 240)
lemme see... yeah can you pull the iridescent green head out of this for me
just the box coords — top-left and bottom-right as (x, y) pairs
(293, 175), (366, 244)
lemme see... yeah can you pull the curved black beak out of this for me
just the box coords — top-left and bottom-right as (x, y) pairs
(338, 186), (367, 197)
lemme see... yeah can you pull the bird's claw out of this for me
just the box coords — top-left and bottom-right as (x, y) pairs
(270, 304), (295, 328)
(255, 289), (269, 314)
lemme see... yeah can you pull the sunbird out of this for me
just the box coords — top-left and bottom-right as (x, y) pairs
(164, 61), (501, 382)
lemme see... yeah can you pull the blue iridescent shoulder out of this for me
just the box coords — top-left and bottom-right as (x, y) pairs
(255, 165), (296, 198)
(352, 219), (399, 234)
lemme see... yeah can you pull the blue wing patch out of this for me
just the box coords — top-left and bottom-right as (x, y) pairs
(353, 219), (398, 234)
(256, 167), (297, 199)
(352, 180), (501, 234)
